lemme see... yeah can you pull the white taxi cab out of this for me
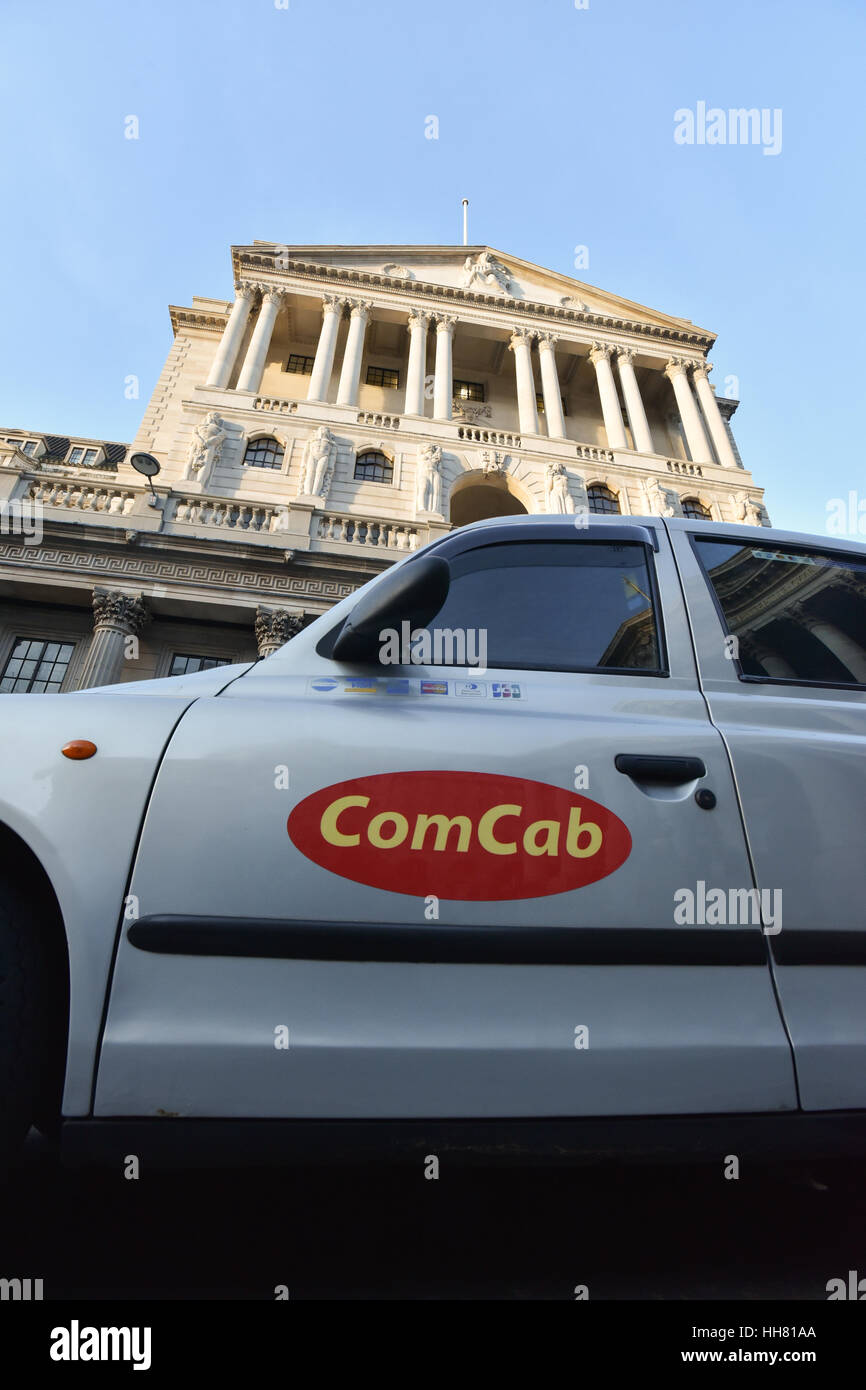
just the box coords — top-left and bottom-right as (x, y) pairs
(1, 514), (864, 1166)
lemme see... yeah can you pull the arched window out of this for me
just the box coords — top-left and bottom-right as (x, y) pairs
(587, 483), (620, 515)
(354, 449), (393, 484)
(243, 437), (284, 470)
(681, 496), (711, 520)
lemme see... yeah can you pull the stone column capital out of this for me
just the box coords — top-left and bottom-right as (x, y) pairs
(509, 327), (535, 351)
(255, 606), (309, 656)
(407, 307), (431, 329)
(91, 587), (149, 635)
(346, 298), (373, 321)
(691, 360), (713, 381)
(536, 330), (559, 350)
(616, 347), (637, 366)
(589, 342), (614, 367)
(260, 286), (286, 308)
(664, 356), (690, 381)
(433, 312), (457, 334)
(788, 601), (817, 629)
(234, 281), (259, 303)
(322, 293), (347, 315)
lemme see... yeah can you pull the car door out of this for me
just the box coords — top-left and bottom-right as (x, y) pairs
(95, 517), (796, 1119)
(666, 520), (866, 1110)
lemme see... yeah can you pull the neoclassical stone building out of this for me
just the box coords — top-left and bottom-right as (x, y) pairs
(0, 242), (768, 692)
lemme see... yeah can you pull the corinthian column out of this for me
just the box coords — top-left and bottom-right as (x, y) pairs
(432, 314), (456, 420)
(404, 309), (430, 416)
(616, 349), (654, 455)
(536, 332), (566, 439)
(664, 357), (713, 465)
(307, 295), (345, 403)
(692, 362), (739, 469)
(236, 287), (285, 393)
(510, 328), (539, 436)
(76, 588), (149, 690)
(206, 283), (257, 388)
(588, 343), (628, 450)
(336, 300), (372, 406)
(255, 607), (308, 658)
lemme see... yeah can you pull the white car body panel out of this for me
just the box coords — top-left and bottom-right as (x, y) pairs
(94, 518), (796, 1118)
(0, 663), (253, 1112)
(667, 521), (866, 1109)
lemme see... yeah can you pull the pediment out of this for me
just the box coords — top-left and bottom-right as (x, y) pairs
(237, 242), (713, 340)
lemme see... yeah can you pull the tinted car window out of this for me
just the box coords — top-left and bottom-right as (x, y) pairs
(694, 538), (866, 686)
(415, 540), (663, 673)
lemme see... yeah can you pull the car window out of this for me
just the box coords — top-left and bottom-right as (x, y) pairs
(414, 540), (663, 673)
(693, 537), (866, 686)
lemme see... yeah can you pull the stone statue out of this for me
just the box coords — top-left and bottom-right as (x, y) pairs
(461, 250), (513, 295)
(416, 443), (443, 515)
(299, 425), (336, 500)
(646, 477), (682, 517)
(183, 412), (227, 488)
(545, 460), (575, 514)
(736, 492), (766, 526)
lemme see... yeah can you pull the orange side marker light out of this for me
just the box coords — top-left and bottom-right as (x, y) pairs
(61, 740), (97, 760)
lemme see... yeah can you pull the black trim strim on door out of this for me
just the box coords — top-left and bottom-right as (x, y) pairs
(127, 915), (769, 965)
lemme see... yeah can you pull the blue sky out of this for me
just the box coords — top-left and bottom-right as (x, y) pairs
(1, 0), (863, 534)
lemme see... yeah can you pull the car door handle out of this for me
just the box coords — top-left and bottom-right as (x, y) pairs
(615, 754), (706, 784)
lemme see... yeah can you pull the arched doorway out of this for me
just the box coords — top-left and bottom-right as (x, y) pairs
(449, 470), (530, 527)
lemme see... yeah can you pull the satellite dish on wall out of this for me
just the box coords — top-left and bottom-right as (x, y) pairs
(130, 451), (162, 504)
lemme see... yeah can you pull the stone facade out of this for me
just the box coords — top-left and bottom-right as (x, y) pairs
(0, 242), (768, 691)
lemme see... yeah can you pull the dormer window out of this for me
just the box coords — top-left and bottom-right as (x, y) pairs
(67, 446), (100, 466)
(5, 438), (38, 456)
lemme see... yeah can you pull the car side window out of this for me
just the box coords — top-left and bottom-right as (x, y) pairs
(415, 540), (664, 674)
(693, 537), (866, 687)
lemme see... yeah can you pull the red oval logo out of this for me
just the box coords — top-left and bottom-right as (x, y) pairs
(287, 771), (632, 901)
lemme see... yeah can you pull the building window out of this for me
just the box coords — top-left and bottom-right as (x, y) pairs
(6, 438), (37, 456)
(694, 538), (866, 686)
(454, 379), (485, 403)
(0, 638), (75, 694)
(354, 450), (393, 484)
(587, 483), (621, 515)
(286, 354), (315, 375)
(169, 654), (232, 677)
(536, 393), (567, 417)
(366, 365), (400, 390)
(682, 497), (711, 520)
(242, 437), (284, 470)
(68, 446), (99, 466)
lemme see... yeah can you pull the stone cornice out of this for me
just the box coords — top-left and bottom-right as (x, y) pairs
(169, 305), (231, 336)
(0, 527), (385, 607)
(230, 249), (715, 352)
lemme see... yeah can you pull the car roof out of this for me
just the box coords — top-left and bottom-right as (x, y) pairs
(454, 512), (866, 557)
